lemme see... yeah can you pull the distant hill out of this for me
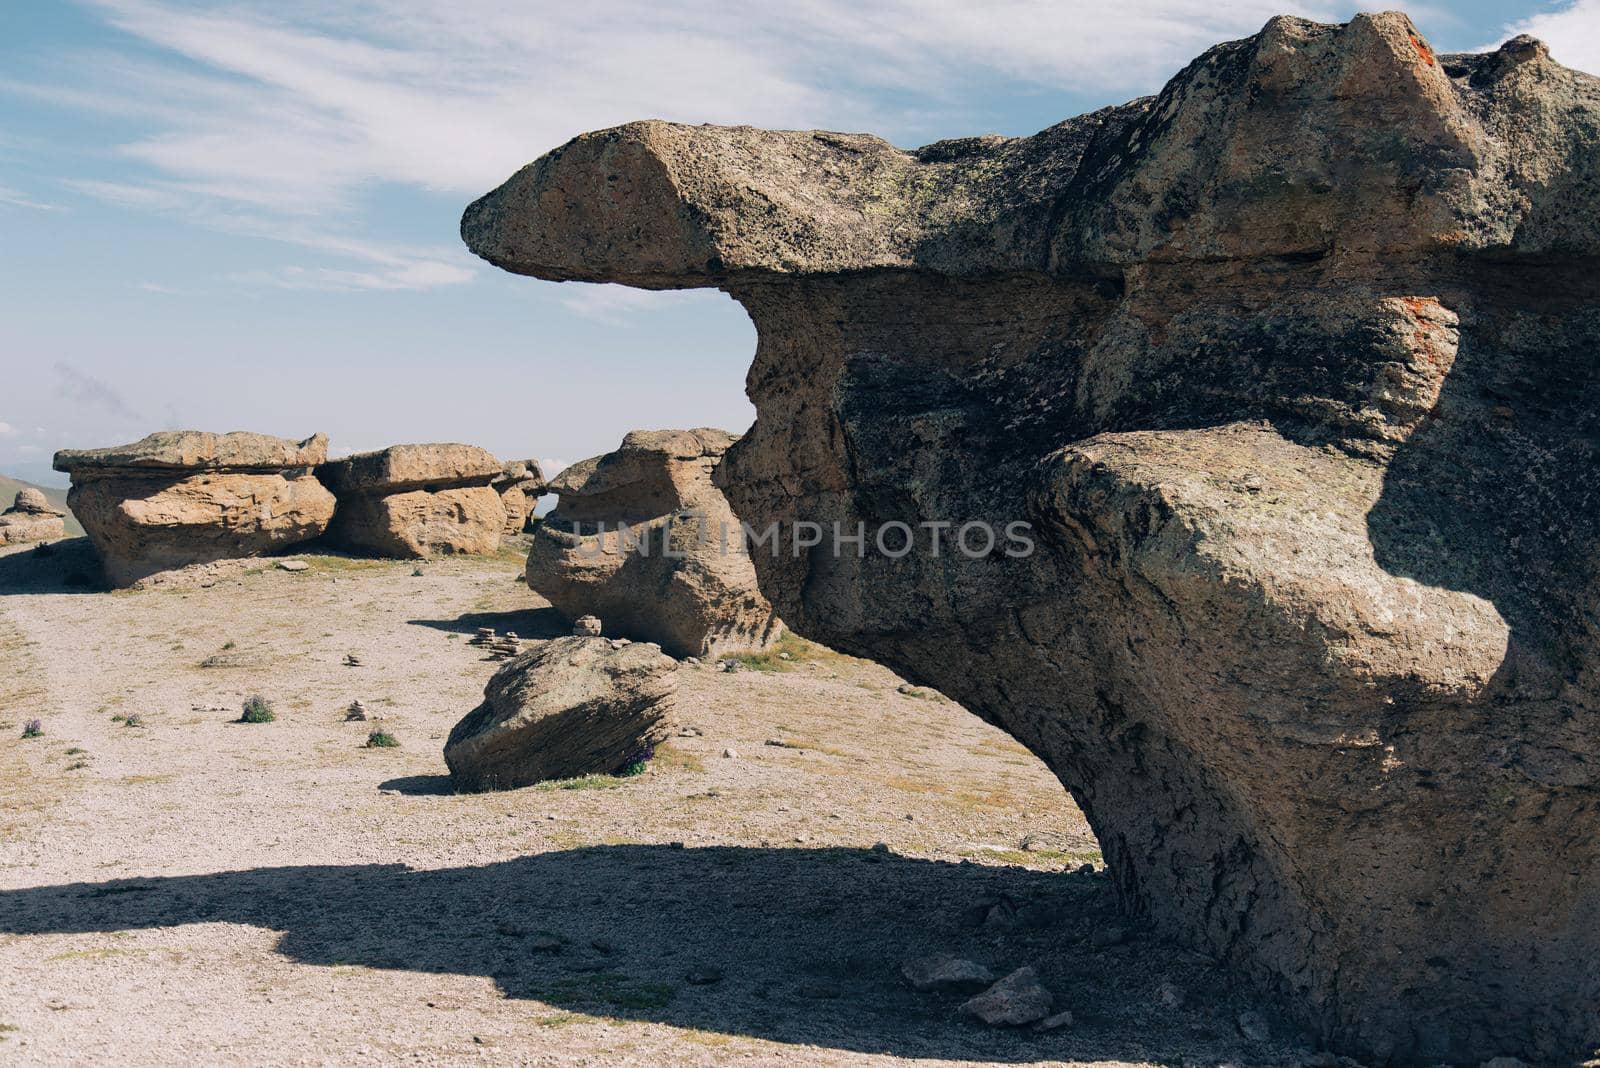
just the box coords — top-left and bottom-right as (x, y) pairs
(0, 473), (84, 537)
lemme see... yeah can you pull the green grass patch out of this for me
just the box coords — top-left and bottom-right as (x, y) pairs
(534, 774), (630, 792)
(729, 632), (847, 673)
(364, 730), (400, 749)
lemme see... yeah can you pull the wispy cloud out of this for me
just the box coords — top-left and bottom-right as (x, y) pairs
(0, 185), (64, 211)
(10, 1), (1499, 296)
(1493, 0), (1600, 74)
(556, 284), (717, 325)
(53, 362), (143, 422)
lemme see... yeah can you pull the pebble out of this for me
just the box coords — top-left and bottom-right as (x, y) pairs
(722, 748), (738, 759)
(1157, 980), (1185, 1010)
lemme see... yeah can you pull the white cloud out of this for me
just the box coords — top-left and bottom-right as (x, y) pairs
(12, 0), (1499, 296)
(1494, 0), (1600, 75)
(36, 0), (1377, 217)
(0, 185), (63, 211)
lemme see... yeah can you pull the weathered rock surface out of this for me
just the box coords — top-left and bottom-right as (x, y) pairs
(901, 953), (994, 994)
(464, 13), (1600, 1064)
(525, 430), (781, 658)
(444, 635), (678, 790)
(317, 444), (504, 558)
(492, 459), (546, 536)
(0, 489), (66, 545)
(54, 432), (334, 586)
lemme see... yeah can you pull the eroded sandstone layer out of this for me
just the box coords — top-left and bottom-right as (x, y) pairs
(528, 430), (781, 658)
(0, 488), (66, 546)
(55, 431), (335, 586)
(317, 444), (505, 558)
(463, 14), (1600, 1064)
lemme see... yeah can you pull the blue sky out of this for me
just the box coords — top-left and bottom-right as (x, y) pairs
(2, 1), (1596, 487)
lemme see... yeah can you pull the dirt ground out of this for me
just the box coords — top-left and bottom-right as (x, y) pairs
(0, 538), (1322, 1067)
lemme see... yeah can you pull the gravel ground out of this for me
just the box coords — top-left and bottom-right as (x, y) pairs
(0, 539), (1318, 1067)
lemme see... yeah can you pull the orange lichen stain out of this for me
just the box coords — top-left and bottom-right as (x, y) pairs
(1409, 34), (1436, 66)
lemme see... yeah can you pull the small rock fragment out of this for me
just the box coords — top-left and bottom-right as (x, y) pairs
(901, 953), (994, 993)
(958, 967), (1053, 1027)
(276, 559), (309, 572)
(686, 965), (723, 985)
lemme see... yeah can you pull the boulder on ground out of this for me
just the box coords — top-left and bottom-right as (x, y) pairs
(444, 635), (678, 790)
(464, 14), (1600, 1064)
(53, 431), (334, 585)
(526, 429), (781, 658)
(492, 458), (545, 536)
(317, 444), (505, 558)
(0, 489), (66, 545)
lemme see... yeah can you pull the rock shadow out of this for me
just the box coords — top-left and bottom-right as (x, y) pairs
(407, 607), (568, 640)
(0, 846), (1277, 1064)
(0, 538), (106, 596)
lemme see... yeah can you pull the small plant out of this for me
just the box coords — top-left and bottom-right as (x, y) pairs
(411, 567), (425, 577)
(221, 640), (236, 651)
(238, 695), (275, 724)
(617, 742), (656, 778)
(123, 713), (145, 728)
(21, 719), (44, 739)
(364, 730), (400, 749)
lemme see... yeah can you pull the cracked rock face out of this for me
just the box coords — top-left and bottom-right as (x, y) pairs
(54, 431), (335, 586)
(527, 430), (782, 658)
(463, 13), (1600, 1064)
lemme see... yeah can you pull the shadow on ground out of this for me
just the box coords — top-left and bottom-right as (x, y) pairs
(0, 845), (1279, 1063)
(0, 539), (105, 595)
(407, 607), (568, 640)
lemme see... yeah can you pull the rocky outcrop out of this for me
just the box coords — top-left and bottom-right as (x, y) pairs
(492, 459), (545, 536)
(54, 431), (334, 585)
(525, 430), (781, 658)
(0, 488), (66, 546)
(444, 635), (677, 790)
(463, 14), (1600, 1065)
(317, 444), (504, 558)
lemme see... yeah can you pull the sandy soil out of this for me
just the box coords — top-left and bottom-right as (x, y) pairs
(0, 538), (1318, 1067)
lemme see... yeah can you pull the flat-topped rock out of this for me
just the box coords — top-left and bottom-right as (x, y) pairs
(317, 444), (506, 559)
(54, 431), (335, 585)
(527, 429), (780, 658)
(316, 443), (502, 494)
(55, 431), (327, 477)
(465, 13), (1600, 1064)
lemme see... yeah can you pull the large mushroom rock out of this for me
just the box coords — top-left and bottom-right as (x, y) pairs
(53, 431), (335, 586)
(462, 13), (1600, 1065)
(316, 444), (505, 558)
(491, 459), (546, 537)
(444, 635), (678, 791)
(527, 429), (782, 659)
(0, 488), (66, 546)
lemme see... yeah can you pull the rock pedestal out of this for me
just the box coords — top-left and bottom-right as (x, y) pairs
(463, 14), (1600, 1064)
(444, 635), (678, 790)
(54, 431), (334, 586)
(492, 459), (545, 536)
(0, 488), (66, 546)
(317, 444), (505, 558)
(525, 430), (781, 659)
